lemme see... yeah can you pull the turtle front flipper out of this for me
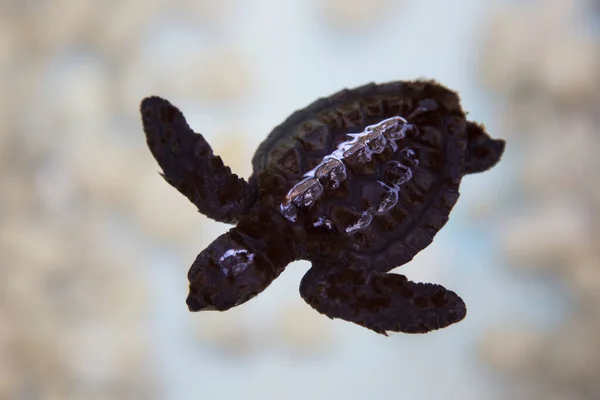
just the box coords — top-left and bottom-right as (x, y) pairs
(300, 262), (466, 335)
(140, 96), (256, 224)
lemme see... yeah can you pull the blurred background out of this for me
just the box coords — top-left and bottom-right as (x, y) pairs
(1, 0), (599, 399)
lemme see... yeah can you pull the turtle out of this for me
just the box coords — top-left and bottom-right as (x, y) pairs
(140, 80), (505, 335)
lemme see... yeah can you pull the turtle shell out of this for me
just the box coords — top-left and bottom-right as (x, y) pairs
(251, 80), (468, 267)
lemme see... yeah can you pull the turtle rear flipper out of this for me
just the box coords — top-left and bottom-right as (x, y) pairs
(463, 121), (506, 174)
(141, 96), (257, 224)
(300, 262), (466, 335)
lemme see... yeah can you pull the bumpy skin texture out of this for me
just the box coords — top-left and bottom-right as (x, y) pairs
(141, 96), (256, 224)
(300, 264), (465, 335)
(140, 80), (506, 335)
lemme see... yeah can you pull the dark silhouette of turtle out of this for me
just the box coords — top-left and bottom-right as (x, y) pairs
(140, 80), (505, 335)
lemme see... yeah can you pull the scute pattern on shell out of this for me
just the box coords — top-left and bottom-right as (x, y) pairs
(253, 81), (466, 265)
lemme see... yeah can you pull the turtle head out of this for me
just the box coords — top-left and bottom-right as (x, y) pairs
(463, 121), (505, 174)
(186, 232), (279, 312)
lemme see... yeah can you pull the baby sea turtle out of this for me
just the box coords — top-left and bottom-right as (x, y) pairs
(140, 80), (505, 335)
